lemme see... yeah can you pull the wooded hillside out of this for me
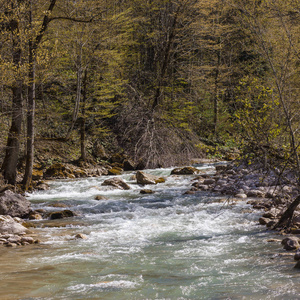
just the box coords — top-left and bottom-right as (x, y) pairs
(1, 0), (300, 189)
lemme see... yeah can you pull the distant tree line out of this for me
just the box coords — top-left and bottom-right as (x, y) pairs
(0, 0), (300, 191)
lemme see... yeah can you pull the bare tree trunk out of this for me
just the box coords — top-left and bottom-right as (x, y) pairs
(1, 81), (23, 184)
(23, 11), (35, 190)
(80, 69), (87, 161)
(65, 53), (82, 140)
(1, 2), (24, 185)
(213, 50), (221, 136)
(273, 195), (300, 230)
(151, 3), (182, 111)
(22, 0), (57, 190)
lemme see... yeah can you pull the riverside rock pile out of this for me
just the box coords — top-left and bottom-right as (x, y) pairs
(187, 162), (299, 224)
(184, 161), (300, 268)
(0, 215), (39, 247)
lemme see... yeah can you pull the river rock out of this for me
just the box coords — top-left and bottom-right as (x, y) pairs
(36, 182), (50, 191)
(171, 167), (200, 175)
(28, 212), (43, 220)
(281, 237), (300, 250)
(95, 195), (108, 200)
(108, 167), (123, 176)
(75, 233), (87, 239)
(123, 159), (135, 171)
(215, 165), (228, 172)
(294, 249), (300, 261)
(0, 215), (28, 235)
(0, 190), (31, 218)
(259, 217), (271, 225)
(21, 236), (35, 244)
(136, 171), (165, 185)
(203, 178), (215, 185)
(263, 208), (280, 219)
(102, 177), (131, 190)
(49, 210), (76, 220)
(140, 189), (154, 194)
(44, 163), (74, 179)
(235, 193), (247, 199)
(247, 190), (265, 198)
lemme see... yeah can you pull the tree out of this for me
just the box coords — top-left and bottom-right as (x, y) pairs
(23, 0), (58, 190)
(0, 0), (27, 184)
(231, 0), (300, 228)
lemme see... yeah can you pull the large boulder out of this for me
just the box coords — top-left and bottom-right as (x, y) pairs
(0, 190), (31, 218)
(0, 215), (28, 235)
(102, 177), (131, 190)
(136, 171), (165, 185)
(171, 166), (200, 175)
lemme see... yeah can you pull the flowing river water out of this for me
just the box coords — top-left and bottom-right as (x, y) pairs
(1, 163), (300, 299)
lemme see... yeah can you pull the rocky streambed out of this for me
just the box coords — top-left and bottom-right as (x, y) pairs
(1, 159), (300, 269)
(180, 162), (300, 268)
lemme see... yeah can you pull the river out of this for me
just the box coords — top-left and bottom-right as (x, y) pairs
(0, 162), (299, 299)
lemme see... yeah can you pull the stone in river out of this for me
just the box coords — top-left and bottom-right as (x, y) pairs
(95, 195), (108, 200)
(49, 210), (76, 220)
(171, 166), (200, 175)
(136, 171), (165, 185)
(281, 237), (300, 251)
(294, 249), (300, 261)
(102, 177), (131, 190)
(235, 194), (247, 199)
(140, 189), (154, 194)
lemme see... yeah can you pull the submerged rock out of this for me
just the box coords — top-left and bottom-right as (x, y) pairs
(95, 195), (108, 200)
(0, 190), (31, 218)
(140, 189), (154, 194)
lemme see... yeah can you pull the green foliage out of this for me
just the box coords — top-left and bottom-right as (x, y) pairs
(234, 77), (280, 146)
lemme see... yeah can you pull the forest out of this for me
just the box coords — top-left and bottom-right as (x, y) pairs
(0, 0), (300, 191)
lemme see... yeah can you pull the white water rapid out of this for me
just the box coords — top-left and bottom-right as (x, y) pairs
(1, 163), (300, 299)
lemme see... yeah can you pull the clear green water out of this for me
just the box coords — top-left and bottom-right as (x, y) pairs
(1, 164), (299, 299)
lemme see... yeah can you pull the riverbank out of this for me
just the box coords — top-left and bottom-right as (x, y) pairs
(182, 161), (300, 268)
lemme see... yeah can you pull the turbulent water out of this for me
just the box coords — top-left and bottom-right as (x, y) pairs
(1, 163), (300, 300)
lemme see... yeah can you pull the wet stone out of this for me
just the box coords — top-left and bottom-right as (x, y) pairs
(282, 237), (300, 251)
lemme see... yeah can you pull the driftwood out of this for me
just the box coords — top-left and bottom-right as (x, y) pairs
(273, 195), (300, 230)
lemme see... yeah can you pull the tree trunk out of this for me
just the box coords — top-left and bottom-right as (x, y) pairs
(151, 3), (181, 111)
(65, 53), (82, 141)
(80, 69), (87, 161)
(1, 81), (23, 184)
(23, 38), (35, 191)
(273, 195), (300, 230)
(22, 0), (57, 190)
(213, 49), (221, 136)
(1, 5), (23, 185)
